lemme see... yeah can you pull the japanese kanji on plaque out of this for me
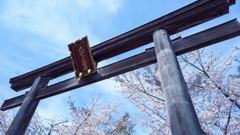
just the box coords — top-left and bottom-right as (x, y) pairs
(68, 36), (96, 78)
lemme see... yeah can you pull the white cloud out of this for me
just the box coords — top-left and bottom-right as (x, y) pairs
(99, 0), (127, 13)
(0, 0), (126, 40)
(0, 0), (126, 61)
(96, 79), (120, 94)
(0, 48), (31, 77)
(37, 92), (72, 119)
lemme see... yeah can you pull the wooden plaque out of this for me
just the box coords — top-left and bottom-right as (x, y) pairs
(68, 36), (96, 78)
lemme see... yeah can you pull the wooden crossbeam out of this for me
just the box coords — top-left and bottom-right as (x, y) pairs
(10, 0), (233, 91)
(230, 0), (236, 5)
(2, 19), (240, 111)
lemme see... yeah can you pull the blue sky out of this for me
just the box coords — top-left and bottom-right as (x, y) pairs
(0, 0), (240, 134)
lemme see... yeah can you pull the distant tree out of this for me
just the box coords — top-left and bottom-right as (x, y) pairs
(113, 47), (240, 134)
(104, 112), (135, 135)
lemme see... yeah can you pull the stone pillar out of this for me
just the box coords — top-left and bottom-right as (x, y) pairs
(153, 29), (202, 135)
(6, 76), (48, 135)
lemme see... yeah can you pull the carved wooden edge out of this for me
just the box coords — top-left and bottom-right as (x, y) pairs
(2, 19), (240, 111)
(68, 43), (76, 72)
(9, 0), (233, 91)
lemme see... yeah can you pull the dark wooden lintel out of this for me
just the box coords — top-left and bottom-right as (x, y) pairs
(229, 0), (236, 6)
(10, 0), (232, 92)
(2, 19), (240, 111)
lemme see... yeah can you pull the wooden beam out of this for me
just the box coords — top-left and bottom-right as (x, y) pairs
(10, 0), (232, 91)
(229, 0), (236, 6)
(2, 19), (240, 111)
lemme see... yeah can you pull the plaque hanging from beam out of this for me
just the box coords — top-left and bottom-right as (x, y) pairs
(68, 36), (96, 78)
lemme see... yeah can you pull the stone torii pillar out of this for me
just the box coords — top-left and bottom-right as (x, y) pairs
(6, 76), (48, 135)
(153, 29), (203, 135)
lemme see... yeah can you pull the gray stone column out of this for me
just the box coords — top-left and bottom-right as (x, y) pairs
(6, 76), (48, 135)
(153, 29), (202, 135)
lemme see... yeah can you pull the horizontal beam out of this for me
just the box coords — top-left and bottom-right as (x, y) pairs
(10, 0), (232, 91)
(2, 19), (240, 111)
(230, 0), (236, 6)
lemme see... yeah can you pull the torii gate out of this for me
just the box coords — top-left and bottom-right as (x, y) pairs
(1, 0), (239, 134)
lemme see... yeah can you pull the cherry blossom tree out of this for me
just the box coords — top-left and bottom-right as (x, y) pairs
(58, 94), (126, 135)
(0, 105), (15, 134)
(104, 112), (135, 135)
(0, 93), (131, 135)
(25, 112), (68, 135)
(113, 46), (240, 135)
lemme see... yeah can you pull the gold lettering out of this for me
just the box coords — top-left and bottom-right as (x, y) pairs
(79, 46), (88, 71)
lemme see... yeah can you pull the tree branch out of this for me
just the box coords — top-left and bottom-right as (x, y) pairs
(182, 53), (240, 109)
(47, 120), (68, 135)
(74, 95), (100, 135)
(224, 107), (232, 135)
